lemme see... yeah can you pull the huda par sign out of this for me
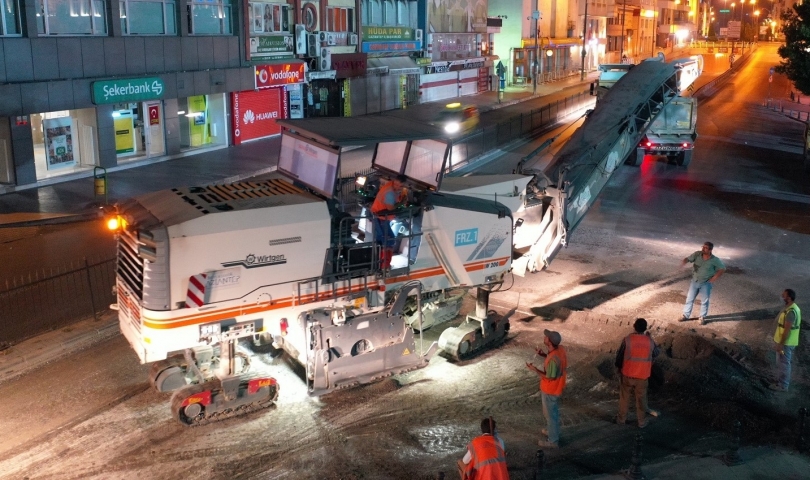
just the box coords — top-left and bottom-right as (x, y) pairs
(92, 78), (165, 105)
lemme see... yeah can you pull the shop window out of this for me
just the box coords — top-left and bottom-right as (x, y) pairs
(326, 7), (353, 32)
(30, 108), (100, 180)
(37, 0), (108, 35)
(178, 94), (228, 150)
(250, 2), (289, 34)
(1, 0), (21, 35)
(120, 0), (177, 35)
(187, 0), (232, 35)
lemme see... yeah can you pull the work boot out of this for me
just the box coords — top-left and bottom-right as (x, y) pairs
(615, 416), (626, 425)
(541, 428), (548, 437)
(699, 316), (707, 325)
(678, 315), (688, 322)
(639, 419), (649, 429)
(537, 439), (559, 449)
(647, 409), (661, 418)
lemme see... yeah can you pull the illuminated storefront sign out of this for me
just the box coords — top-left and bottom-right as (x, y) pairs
(255, 63), (306, 89)
(361, 41), (421, 53)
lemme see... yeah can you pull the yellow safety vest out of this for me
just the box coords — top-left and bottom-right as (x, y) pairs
(774, 303), (801, 347)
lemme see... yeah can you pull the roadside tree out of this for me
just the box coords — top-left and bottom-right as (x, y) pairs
(776, 2), (810, 95)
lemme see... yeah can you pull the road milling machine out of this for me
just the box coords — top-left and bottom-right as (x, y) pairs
(110, 58), (691, 425)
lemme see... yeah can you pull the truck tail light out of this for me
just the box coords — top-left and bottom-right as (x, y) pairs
(645, 141), (652, 147)
(682, 142), (690, 148)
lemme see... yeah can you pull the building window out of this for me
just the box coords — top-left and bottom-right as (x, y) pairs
(383, 0), (394, 26)
(37, 0), (108, 35)
(1, 0), (21, 35)
(326, 7), (352, 32)
(250, 2), (289, 33)
(187, 0), (231, 35)
(120, 0), (177, 34)
(395, 0), (407, 26)
(362, 0), (381, 26)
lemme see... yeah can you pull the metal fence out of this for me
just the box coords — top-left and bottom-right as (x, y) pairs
(447, 90), (594, 172)
(0, 255), (116, 346)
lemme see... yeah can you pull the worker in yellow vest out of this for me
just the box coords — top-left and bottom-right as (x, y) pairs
(770, 289), (801, 392)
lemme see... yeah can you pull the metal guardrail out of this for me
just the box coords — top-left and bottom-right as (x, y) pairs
(692, 44), (757, 100)
(447, 91), (594, 172)
(0, 256), (116, 347)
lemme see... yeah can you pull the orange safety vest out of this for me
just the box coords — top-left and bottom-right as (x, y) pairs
(621, 334), (654, 379)
(540, 346), (567, 396)
(464, 434), (509, 480)
(371, 181), (405, 217)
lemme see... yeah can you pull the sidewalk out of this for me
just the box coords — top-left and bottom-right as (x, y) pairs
(0, 72), (598, 220)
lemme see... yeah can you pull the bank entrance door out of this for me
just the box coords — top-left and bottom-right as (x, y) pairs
(140, 101), (165, 158)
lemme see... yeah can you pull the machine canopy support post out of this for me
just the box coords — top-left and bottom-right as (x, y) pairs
(475, 287), (490, 320)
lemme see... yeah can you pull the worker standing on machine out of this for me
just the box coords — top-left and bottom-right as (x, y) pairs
(371, 174), (408, 267)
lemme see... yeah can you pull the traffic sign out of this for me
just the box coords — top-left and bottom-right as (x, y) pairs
(770, 67), (775, 75)
(719, 9), (730, 12)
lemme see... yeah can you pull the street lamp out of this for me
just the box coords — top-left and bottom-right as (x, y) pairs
(580, 0), (589, 81)
(731, 2), (736, 22)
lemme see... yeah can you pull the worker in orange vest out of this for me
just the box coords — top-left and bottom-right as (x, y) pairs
(458, 417), (509, 480)
(370, 174), (408, 267)
(371, 174), (408, 220)
(615, 318), (660, 428)
(526, 329), (567, 448)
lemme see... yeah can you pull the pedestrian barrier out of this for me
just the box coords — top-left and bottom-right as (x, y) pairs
(0, 256), (116, 347)
(625, 432), (645, 479)
(764, 100), (810, 123)
(723, 420), (744, 466)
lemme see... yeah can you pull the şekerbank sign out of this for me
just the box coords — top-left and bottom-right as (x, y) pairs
(91, 78), (165, 105)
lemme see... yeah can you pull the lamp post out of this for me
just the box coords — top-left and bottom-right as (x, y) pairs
(754, 10), (760, 40)
(580, 0), (589, 80)
(529, 10), (540, 95)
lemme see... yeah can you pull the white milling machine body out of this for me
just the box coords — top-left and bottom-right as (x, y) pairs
(113, 116), (514, 425)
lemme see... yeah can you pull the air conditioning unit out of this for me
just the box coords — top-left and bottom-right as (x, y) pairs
(318, 31), (337, 46)
(295, 24), (307, 55)
(348, 33), (358, 46)
(318, 47), (332, 71)
(307, 34), (319, 57)
(415, 29), (423, 43)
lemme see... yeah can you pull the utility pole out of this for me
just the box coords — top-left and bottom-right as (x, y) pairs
(580, 0), (588, 80)
(619, 0), (627, 61)
(531, 9), (540, 95)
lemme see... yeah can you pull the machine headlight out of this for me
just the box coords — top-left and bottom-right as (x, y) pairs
(444, 122), (461, 134)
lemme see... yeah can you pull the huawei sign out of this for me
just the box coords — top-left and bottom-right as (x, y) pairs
(255, 63), (306, 89)
(231, 89), (287, 145)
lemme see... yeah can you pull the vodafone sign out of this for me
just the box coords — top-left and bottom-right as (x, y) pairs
(231, 89), (288, 145)
(255, 63), (306, 89)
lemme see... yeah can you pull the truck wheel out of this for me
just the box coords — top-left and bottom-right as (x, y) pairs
(678, 150), (692, 167)
(630, 148), (645, 166)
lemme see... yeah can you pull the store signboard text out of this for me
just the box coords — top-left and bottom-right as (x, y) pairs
(92, 78), (165, 105)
